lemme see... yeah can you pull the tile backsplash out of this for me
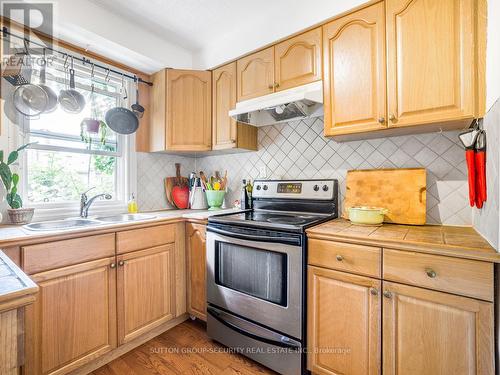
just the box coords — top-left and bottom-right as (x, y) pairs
(137, 117), (470, 225)
(196, 118), (470, 225)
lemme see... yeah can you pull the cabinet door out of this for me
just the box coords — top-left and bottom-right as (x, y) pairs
(275, 28), (322, 91)
(308, 266), (381, 375)
(187, 223), (207, 321)
(212, 62), (237, 150)
(166, 69), (212, 151)
(26, 258), (117, 375)
(117, 244), (175, 345)
(237, 47), (274, 101)
(382, 281), (494, 375)
(323, 2), (387, 136)
(386, 0), (475, 127)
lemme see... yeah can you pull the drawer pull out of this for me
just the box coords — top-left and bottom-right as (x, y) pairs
(383, 291), (392, 299)
(425, 268), (437, 278)
(370, 288), (378, 296)
(336, 255), (343, 261)
(110, 263), (116, 269)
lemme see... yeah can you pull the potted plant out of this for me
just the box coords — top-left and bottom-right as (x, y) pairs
(0, 143), (35, 224)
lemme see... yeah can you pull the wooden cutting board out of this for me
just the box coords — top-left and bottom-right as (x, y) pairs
(343, 168), (427, 225)
(164, 163), (189, 208)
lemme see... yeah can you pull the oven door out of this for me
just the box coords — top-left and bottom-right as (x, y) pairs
(206, 225), (303, 339)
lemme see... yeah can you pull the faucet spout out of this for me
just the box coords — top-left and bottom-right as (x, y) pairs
(80, 192), (112, 218)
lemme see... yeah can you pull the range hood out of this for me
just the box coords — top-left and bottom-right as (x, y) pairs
(228, 81), (323, 127)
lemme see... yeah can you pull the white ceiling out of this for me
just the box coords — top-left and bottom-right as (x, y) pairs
(9, 0), (368, 73)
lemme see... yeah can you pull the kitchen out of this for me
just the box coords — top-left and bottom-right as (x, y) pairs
(0, 0), (499, 374)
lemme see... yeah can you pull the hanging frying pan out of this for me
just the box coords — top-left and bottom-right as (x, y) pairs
(105, 75), (138, 135)
(38, 49), (58, 113)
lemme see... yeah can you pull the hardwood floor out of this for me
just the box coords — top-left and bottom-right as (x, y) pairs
(92, 319), (277, 375)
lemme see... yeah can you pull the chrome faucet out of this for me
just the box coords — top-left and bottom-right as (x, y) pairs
(80, 187), (112, 218)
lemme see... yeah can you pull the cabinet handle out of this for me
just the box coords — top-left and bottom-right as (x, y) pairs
(383, 291), (392, 299)
(389, 114), (397, 122)
(118, 260), (125, 267)
(274, 83), (280, 88)
(425, 268), (437, 278)
(268, 84), (274, 89)
(336, 255), (343, 262)
(110, 263), (116, 269)
(370, 288), (378, 296)
(378, 117), (385, 124)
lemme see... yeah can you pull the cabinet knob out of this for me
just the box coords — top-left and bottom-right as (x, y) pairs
(378, 117), (385, 124)
(268, 84), (274, 89)
(336, 255), (343, 262)
(110, 263), (116, 269)
(383, 291), (392, 299)
(370, 288), (378, 296)
(118, 260), (125, 267)
(389, 114), (397, 122)
(275, 83), (280, 88)
(425, 268), (437, 278)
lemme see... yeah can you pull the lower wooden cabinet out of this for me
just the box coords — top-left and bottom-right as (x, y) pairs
(26, 258), (117, 375)
(382, 281), (494, 375)
(186, 223), (207, 321)
(117, 244), (176, 344)
(307, 266), (381, 375)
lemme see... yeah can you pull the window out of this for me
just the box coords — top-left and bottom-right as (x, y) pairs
(18, 56), (135, 214)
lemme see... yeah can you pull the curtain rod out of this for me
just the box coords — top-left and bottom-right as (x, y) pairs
(1, 27), (154, 86)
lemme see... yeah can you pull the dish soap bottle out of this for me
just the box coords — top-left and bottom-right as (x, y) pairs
(240, 179), (248, 210)
(128, 194), (138, 213)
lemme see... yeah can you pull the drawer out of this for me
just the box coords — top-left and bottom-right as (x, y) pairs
(23, 233), (115, 274)
(116, 224), (175, 254)
(383, 249), (494, 301)
(308, 239), (381, 278)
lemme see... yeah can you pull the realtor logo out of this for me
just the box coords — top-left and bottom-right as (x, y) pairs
(2, 1), (53, 55)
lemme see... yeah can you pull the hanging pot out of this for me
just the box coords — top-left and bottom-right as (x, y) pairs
(38, 50), (58, 113)
(131, 76), (145, 119)
(105, 75), (138, 135)
(58, 57), (86, 114)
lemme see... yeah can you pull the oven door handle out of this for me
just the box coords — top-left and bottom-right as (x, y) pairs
(207, 307), (301, 350)
(207, 226), (301, 246)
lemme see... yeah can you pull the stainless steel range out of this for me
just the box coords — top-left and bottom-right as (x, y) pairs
(206, 179), (338, 375)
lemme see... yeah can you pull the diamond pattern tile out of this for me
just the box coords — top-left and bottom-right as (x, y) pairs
(194, 118), (471, 225)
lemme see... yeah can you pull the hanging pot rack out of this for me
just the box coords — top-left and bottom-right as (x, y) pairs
(1, 26), (153, 86)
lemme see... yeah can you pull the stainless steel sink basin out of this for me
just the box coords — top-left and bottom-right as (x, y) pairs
(93, 214), (156, 223)
(24, 219), (101, 231)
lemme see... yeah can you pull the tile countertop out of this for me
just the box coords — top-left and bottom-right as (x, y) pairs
(0, 208), (241, 248)
(0, 250), (38, 310)
(306, 219), (500, 263)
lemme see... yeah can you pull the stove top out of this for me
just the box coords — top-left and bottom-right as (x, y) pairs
(208, 210), (333, 232)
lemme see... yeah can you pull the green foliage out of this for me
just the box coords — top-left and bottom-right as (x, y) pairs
(0, 143), (34, 209)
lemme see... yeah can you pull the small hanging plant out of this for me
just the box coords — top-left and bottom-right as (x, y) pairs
(80, 82), (108, 148)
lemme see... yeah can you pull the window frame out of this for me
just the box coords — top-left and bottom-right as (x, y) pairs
(11, 54), (138, 221)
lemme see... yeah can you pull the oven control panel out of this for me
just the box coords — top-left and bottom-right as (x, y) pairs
(253, 180), (336, 200)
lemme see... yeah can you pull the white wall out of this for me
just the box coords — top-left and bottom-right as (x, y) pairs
(192, 0), (366, 69)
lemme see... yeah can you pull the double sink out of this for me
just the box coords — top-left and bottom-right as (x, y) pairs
(24, 214), (157, 231)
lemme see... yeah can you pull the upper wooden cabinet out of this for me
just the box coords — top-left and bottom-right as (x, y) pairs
(237, 47), (275, 101)
(150, 69), (212, 152)
(323, 2), (387, 136)
(275, 28), (322, 91)
(212, 63), (258, 151)
(386, 0), (479, 128)
(382, 281), (494, 375)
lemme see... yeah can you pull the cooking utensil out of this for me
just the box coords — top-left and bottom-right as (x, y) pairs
(2, 41), (32, 86)
(459, 123), (481, 207)
(475, 130), (487, 208)
(59, 57), (86, 114)
(105, 75), (139, 134)
(131, 76), (145, 119)
(343, 168), (426, 225)
(38, 49), (58, 113)
(348, 206), (388, 226)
